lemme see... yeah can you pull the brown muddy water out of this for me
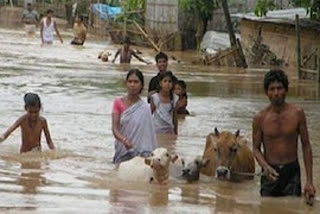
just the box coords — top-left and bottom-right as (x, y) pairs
(0, 27), (319, 214)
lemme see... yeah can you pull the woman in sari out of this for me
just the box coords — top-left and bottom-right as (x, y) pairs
(112, 69), (157, 164)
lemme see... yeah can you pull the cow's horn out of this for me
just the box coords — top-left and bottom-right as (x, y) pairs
(214, 127), (219, 136)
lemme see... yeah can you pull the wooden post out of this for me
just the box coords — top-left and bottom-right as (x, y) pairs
(318, 57), (320, 83)
(236, 38), (248, 68)
(133, 20), (160, 52)
(221, 0), (247, 68)
(221, 0), (236, 47)
(295, 14), (302, 79)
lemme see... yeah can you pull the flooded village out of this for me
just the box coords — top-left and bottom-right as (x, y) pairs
(0, 0), (319, 213)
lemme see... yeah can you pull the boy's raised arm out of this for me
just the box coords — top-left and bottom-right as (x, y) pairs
(0, 116), (24, 143)
(43, 119), (55, 150)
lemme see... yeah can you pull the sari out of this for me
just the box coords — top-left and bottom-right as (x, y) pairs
(113, 99), (157, 164)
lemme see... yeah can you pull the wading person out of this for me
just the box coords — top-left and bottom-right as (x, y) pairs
(40, 9), (63, 45)
(252, 69), (315, 203)
(0, 93), (56, 153)
(21, 3), (39, 36)
(71, 15), (87, 46)
(112, 69), (157, 164)
(174, 80), (189, 116)
(150, 71), (179, 135)
(148, 52), (169, 101)
(112, 37), (150, 64)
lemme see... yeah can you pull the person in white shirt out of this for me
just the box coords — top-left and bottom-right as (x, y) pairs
(40, 9), (63, 45)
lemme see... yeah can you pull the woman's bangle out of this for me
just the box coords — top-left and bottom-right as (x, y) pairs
(122, 137), (127, 143)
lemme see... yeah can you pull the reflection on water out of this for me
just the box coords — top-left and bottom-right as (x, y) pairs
(0, 27), (319, 213)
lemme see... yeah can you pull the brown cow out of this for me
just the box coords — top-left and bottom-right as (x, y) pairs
(200, 128), (255, 181)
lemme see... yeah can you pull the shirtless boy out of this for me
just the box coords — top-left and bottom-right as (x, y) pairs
(252, 69), (315, 202)
(0, 93), (55, 153)
(112, 37), (150, 64)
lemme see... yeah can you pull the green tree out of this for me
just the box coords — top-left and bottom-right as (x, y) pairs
(254, 0), (276, 17)
(179, 0), (219, 50)
(290, 0), (320, 20)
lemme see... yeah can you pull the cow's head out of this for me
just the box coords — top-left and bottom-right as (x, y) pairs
(98, 51), (111, 62)
(144, 147), (172, 169)
(212, 128), (241, 180)
(182, 156), (209, 182)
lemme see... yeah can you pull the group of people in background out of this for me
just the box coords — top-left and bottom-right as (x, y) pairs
(21, 3), (86, 46)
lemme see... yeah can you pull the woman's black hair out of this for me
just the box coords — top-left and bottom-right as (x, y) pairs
(264, 69), (289, 92)
(126, 69), (144, 93)
(24, 93), (41, 108)
(158, 71), (175, 112)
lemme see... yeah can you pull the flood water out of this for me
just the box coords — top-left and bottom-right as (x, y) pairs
(0, 27), (319, 213)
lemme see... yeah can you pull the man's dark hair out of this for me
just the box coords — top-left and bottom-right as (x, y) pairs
(263, 69), (289, 92)
(46, 9), (54, 14)
(77, 15), (84, 22)
(27, 3), (32, 6)
(155, 52), (168, 63)
(123, 36), (130, 45)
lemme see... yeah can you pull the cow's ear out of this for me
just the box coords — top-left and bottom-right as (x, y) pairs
(171, 154), (179, 163)
(235, 129), (240, 138)
(145, 158), (152, 166)
(214, 127), (219, 137)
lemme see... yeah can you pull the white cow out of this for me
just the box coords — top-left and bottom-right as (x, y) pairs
(117, 147), (174, 184)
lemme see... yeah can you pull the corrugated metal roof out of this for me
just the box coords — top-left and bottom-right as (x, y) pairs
(232, 7), (308, 20)
(232, 7), (320, 30)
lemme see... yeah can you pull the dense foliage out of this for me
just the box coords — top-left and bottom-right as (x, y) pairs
(179, 0), (219, 49)
(254, 0), (276, 17)
(290, 0), (320, 20)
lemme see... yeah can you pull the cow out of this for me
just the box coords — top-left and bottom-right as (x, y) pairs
(117, 147), (175, 184)
(98, 50), (111, 62)
(169, 154), (185, 178)
(181, 156), (209, 182)
(200, 128), (255, 181)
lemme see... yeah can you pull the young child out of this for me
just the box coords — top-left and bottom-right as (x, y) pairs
(112, 37), (150, 64)
(0, 93), (55, 153)
(150, 71), (179, 135)
(174, 80), (190, 115)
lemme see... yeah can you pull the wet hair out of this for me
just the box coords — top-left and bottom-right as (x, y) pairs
(27, 3), (32, 6)
(126, 69), (144, 93)
(176, 80), (187, 90)
(24, 93), (41, 109)
(123, 36), (131, 45)
(155, 52), (168, 63)
(175, 80), (188, 98)
(158, 71), (175, 112)
(77, 15), (84, 22)
(46, 9), (54, 14)
(264, 69), (289, 92)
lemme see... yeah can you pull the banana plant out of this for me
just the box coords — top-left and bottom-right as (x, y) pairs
(179, 0), (219, 50)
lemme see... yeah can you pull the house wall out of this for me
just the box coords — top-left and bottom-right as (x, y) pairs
(240, 18), (320, 78)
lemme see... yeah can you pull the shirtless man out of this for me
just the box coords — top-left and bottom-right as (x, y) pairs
(0, 93), (55, 153)
(71, 15), (87, 46)
(252, 69), (315, 203)
(112, 37), (150, 64)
